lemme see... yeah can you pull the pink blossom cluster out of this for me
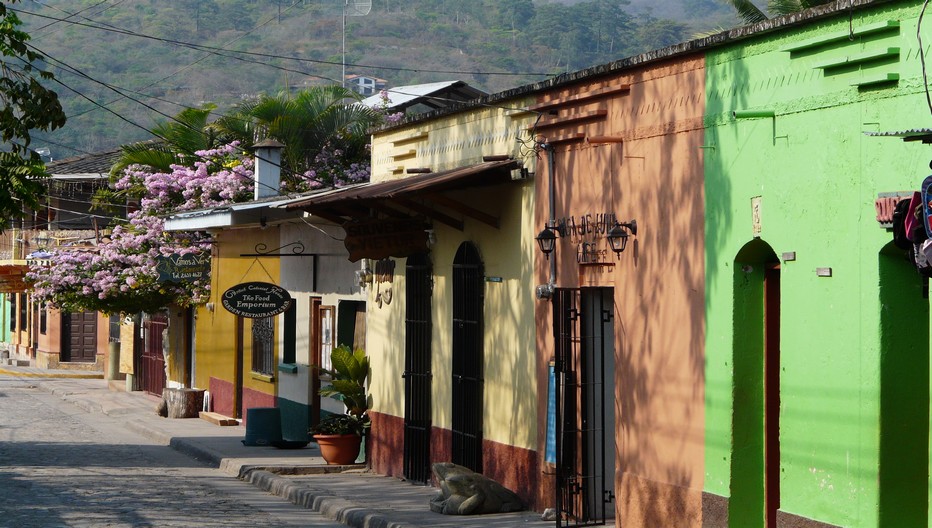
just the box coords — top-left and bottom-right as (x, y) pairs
(286, 139), (371, 192)
(27, 143), (251, 315)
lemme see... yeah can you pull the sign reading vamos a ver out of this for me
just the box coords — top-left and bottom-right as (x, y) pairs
(221, 282), (292, 318)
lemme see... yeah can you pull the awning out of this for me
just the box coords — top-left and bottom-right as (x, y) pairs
(282, 159), (522, 230)
(281, 159), (524, 262)
(163, 195), (307, 232)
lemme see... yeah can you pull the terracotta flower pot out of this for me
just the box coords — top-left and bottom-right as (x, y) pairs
(314, 433), (362, 465)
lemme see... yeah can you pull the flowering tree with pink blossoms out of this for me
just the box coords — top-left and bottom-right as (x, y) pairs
(27, 143), (254, 315)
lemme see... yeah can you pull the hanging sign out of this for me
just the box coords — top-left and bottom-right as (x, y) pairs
(156, 253), (211, 283)
(221, 281), (292, 318)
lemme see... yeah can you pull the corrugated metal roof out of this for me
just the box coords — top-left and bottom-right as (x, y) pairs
(864, 129), (932, 143)
(283, 159), (519, 211)
(360, 81), (487, 111)
(45, 149), (122, 177)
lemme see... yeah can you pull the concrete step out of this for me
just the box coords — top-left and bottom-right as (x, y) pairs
(4, 358), (30, 367)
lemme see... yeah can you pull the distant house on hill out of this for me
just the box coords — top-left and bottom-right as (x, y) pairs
(345, 74), (387, 96)
(360, 80), (487, 116)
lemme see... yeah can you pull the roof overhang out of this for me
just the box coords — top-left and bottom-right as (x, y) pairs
(163, 197), (306, 232)
(281, 159), (523, 231)
(864, 129), (932, 143)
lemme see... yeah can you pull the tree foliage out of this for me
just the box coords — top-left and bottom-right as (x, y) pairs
(0, 1), (65, 231)
(210, 85), (381, 191)
(724, 0), (834, 25)
(28, 143), (253, 315)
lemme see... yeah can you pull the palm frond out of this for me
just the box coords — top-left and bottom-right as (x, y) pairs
(726, 0), (769, 24)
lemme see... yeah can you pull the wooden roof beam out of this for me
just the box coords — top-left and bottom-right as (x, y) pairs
(397, 198), (464, 231)
(427, 194), (499, 229)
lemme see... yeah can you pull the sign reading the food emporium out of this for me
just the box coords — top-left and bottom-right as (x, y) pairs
(221, 281), (292, 318)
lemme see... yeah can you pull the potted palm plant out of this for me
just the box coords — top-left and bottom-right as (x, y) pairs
(310, 345), (370, 465)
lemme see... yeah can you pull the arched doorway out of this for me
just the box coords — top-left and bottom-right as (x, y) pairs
(451, 242), (483, 472)
(730, 239), (780, 528)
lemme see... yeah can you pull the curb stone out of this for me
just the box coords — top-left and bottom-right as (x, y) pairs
(242, 469), (417, 528)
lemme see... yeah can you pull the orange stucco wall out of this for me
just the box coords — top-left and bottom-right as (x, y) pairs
(533, 56), (707, 526)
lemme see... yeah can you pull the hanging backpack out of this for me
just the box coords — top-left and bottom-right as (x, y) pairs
(921, 174), (932, 239)
(907, 191), (928, 243)
(892, 197), (913, 250)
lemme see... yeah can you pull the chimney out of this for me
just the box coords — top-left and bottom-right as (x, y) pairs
(252, 139), (285, 200)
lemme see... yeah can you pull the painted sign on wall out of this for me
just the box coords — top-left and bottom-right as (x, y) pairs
(221, 281), (292, 318)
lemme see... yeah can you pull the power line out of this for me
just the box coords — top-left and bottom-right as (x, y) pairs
(33, 0), (122, 36)
(27, 42), (366, 195)
(22, 45), (298, 196)
(44, 0), (317, 121)
(14, 6), (551, 78)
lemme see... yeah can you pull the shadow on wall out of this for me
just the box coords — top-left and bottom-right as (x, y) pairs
(610, 66), (708, 525)
(877, 243), (928, 527)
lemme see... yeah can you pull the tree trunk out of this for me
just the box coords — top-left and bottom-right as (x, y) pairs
(159, 388), (204, 418)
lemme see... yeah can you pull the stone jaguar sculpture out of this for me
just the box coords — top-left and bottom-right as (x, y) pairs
(429, 462), (525, 515)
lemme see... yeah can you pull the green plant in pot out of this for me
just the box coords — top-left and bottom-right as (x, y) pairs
(310, 345), (371, 465)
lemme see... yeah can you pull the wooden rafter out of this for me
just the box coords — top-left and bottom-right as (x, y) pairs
(427, 193), (499, 229)
(397, 198), (464, 231)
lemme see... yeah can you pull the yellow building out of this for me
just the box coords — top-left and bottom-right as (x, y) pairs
(283, 99), (541, 496)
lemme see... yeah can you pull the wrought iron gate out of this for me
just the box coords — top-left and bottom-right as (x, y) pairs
(451, 242), (484, 472)
(136, 312), (167, 396)
(404, 253), (433, 484)
(553, 288), (614, 527)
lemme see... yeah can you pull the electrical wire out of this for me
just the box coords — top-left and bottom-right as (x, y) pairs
(919, 0), (932, 117)
(32, 0), (122, 36)
(14, 6), (551, 78)
(22, 45), (299, 196)
(45, 0), (319, 121)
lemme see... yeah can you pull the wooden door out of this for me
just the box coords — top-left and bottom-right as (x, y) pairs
(62, 311), (97, 362)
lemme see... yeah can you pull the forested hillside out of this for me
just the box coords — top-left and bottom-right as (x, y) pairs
(16, 0), (742, 156)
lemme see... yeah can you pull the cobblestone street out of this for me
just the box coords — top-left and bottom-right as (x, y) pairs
(0, 377), (343, 528)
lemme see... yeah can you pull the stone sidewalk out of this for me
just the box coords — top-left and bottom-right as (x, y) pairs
(0, 367), (558, 528)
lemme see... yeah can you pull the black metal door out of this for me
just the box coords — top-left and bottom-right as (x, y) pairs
(554, 288), (614, 527)
(404, 253), (432, 484)
(451, 242), (483, 472)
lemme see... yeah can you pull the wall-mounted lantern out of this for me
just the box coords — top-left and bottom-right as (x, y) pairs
(535, 226), (558, 259)
(606, 220), (637, 258)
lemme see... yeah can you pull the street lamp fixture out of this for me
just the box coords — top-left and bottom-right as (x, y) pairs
(606, 220), (637, 258)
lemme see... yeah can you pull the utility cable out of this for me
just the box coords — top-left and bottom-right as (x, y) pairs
(919, 0), (932, 117)
(14, 6), (551, 78)
(32, 0), (122, 36)
(46, 0), (317, 121)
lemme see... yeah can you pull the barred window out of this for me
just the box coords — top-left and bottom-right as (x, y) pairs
(251, 317), (274, 375)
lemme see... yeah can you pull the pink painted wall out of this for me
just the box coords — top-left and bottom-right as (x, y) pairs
(533, 56), (707, 526)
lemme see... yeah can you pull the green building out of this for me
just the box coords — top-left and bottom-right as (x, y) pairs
(705, 1), (932, 526)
